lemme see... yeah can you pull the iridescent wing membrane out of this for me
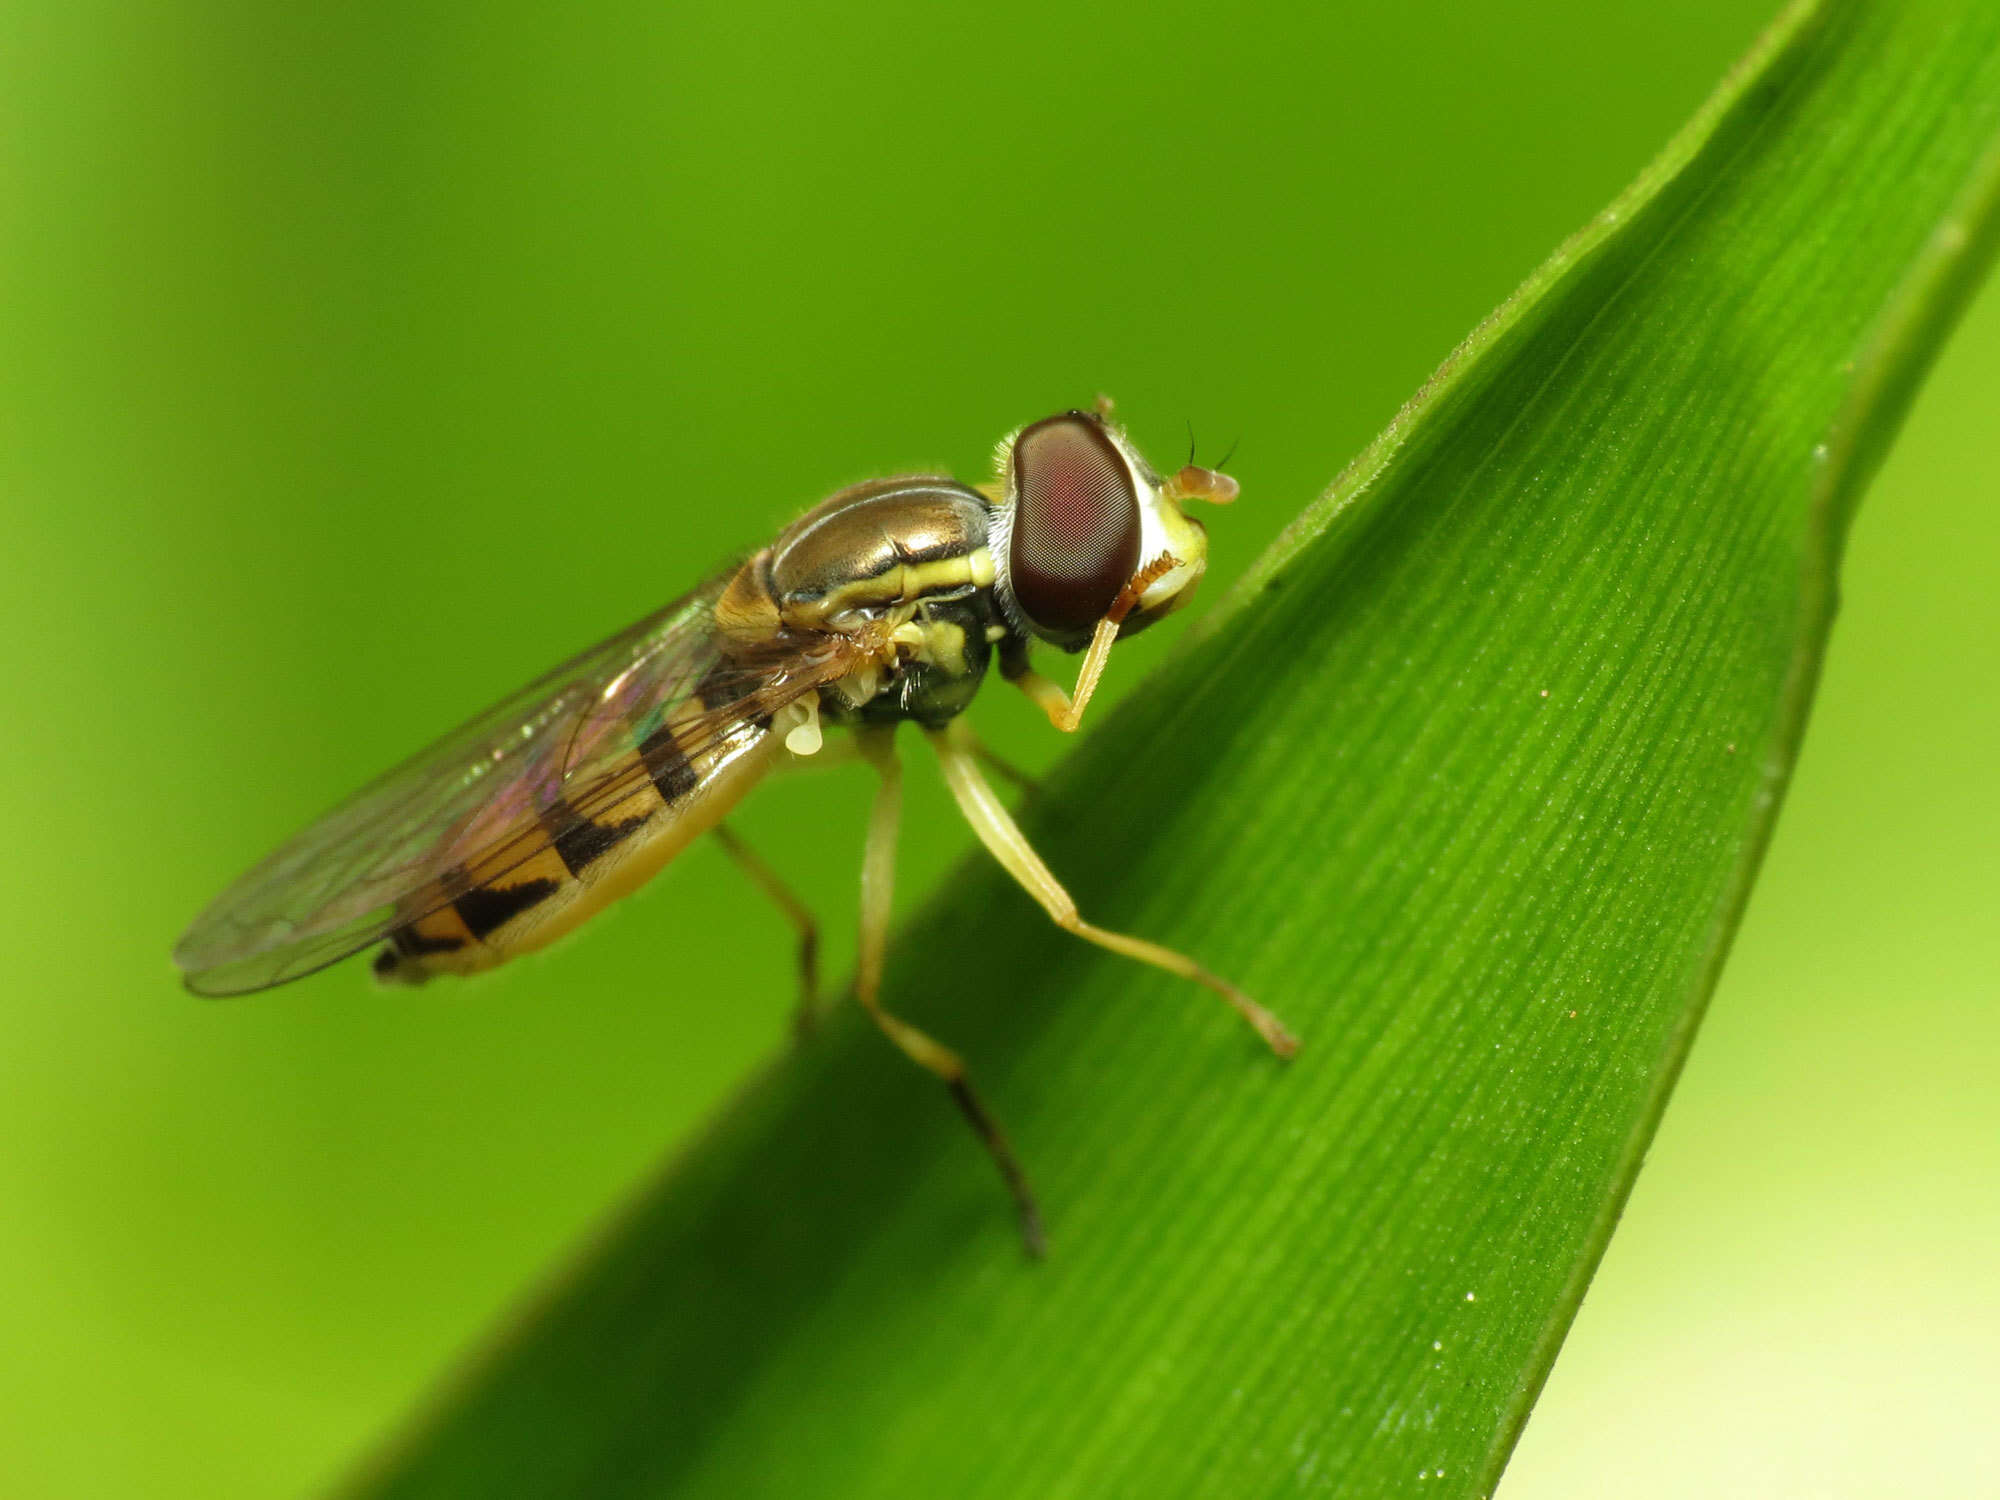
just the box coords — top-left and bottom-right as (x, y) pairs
(175, 574), (864, 996)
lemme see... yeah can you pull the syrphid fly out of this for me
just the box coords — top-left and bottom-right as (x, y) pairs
(174, 401), (1296, 1253)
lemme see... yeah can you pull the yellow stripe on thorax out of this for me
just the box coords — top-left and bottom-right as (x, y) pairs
(782, 547), (994, 631)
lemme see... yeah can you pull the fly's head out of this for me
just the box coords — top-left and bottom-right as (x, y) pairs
(990, 404), (1236, 652)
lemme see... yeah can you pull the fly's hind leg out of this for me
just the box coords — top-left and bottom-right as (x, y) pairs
(855, 729), (1045, 1257)
(711, 823), (820, 1039)
(928, 720), (1299, 1058)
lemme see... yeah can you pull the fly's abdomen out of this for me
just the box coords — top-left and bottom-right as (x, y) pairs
(372, 707), (782, 984)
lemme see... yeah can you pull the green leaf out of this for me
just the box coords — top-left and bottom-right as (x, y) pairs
(348, 3), (2000, 1496)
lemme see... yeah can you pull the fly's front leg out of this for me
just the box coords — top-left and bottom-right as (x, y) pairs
(854, 729), (1045, 1257)
(928, 720), (1299, 1058)
(1000, 554), (1181, 733)
(1001, 625), (1122, 734)
(711, 823), (820, 1039)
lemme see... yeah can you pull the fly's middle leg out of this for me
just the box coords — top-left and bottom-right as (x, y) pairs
(711, 822), (820, 1038)
(928, 719), (1299, 1058)
(855, 728), (1045, 1258)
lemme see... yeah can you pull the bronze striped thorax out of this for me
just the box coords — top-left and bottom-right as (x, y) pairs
(713, 476), (1004, 728)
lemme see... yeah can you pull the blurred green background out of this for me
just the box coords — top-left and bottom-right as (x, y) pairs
(3, 1), (1993, 1495)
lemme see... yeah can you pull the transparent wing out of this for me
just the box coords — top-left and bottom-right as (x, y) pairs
(174, 573), (866, 996)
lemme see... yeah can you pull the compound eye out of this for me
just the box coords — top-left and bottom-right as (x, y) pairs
(1008, 412), (1143, 639)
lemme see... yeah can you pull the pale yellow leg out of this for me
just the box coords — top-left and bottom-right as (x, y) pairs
(1009, 616), (1122, 733)
(854, 729), (1045, 1256)
(711, 823), (820, 1038)
(928, 720), (1299, 1058)
(1008, 553), (1182, 733)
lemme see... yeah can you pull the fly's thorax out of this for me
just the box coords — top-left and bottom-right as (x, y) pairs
(764, 476), (995, 629)
(989, 409), (1214, 651)
(711, 477), (995, 639)
(721, 474), (1006, 728)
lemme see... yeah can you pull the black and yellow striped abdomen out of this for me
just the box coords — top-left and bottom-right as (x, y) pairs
(373, 707), (782, 984)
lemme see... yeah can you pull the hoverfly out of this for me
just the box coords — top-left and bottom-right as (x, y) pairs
(174, 402), (1295, 1253)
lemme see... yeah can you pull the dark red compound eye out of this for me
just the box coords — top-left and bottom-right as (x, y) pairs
(1008, 412), (1143, 640)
